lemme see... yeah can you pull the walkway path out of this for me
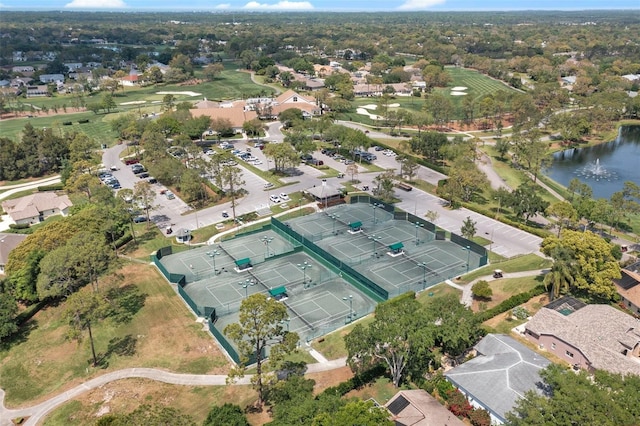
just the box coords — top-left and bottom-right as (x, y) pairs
(0, 355), (348, 426)
(446, 268), (549, 307)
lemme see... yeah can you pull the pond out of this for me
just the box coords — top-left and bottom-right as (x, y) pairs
(545, 126), (640, 200)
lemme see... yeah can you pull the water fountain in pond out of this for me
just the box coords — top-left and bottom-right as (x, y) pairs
(575, 158), (618, 182)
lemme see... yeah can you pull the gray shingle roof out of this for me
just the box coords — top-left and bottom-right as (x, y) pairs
(445, 334), (550, 422)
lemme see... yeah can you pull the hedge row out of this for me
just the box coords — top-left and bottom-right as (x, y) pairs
(321, 365), (387, 397)
(8, 223), (30, 230)
(458, 199), (552, 239)
(475, 284), (547, 323)
(38, 183), (65, 191)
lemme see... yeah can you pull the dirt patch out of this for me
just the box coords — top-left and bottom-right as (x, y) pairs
(308, 366), (354, 395)
(482, 293), (549, 330)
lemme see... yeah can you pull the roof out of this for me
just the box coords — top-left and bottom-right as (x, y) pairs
(389, 242), (404, 250)
(385, 389), (465, 426)
(349, 221), (362, 228)
(1, 193), (73, 221)
(194, 99), (220, 109)
(544, 296), (587, 315)
(526, 305), (640, 376)
(615, 264), (640, 307)
(445, 334), (550, 422)
(190, 107), (257, 128)
(275, 89), (316, 105)
(269, 286), (287, 297)
(306, 184), (343, 200)
(0, 233), (28, 267)
(235, 258), (251, 266)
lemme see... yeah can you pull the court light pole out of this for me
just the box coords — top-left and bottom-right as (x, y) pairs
(329, 213), (340, 235)
(369, 235), (382, 256)
(466, 246), (471, 273)
(297, 261), (312, 286)
(372, 203), (379, 224)
(261, 236), (274, 258)
(207, 249), (220, 275)
(240, 279), (255, 299)
(415, 221), (424, 245)
(418, 262), (428, 290)
(343, 295), (353, 322)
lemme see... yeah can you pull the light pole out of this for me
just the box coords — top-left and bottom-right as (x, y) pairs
(343, 295), (353, 322)
(415, 221), (424, 245)
(297, 261), (312, 286)
(240, 279), (255, 298)
(494, 196), (502, 219)
(329, 213), (340, 235)
(418, 262), (428, 290)
(466, 246), (471, 273)
(372, 203), (379, 224)
(369, 234), (382, 256)
(261, 236), (274, 258)
(207, 249), (220, 275)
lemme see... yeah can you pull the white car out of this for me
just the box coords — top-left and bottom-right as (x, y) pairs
(251, 159), (263, 165)
(269, 194), (281, 203)
(279, 193), (290, 201)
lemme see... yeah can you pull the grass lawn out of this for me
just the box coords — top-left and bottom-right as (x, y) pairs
(0, 263), (230, 408)
(458, 253), (551, 284)
(346, 376), (412, 405)
(416, 282), (461, 305)
(122, 227), (190, 260)
(43, 379), (256, 426)
(472, 275), (544, 313)
(310, 315), (374, 360)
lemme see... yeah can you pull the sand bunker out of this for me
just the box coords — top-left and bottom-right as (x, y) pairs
(451, 86), (468, 91)
(388, 103), (400, 108)
(120, 101), (147, 105)
(156, 91), (202, 97)
(361, 104), (377, 110)
(450, 91), (468, 96)
(356, 108), (383, 120)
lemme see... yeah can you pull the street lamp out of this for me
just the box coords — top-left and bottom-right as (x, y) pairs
(466, 246), (471, 273)
(261, 236), (274, 258)
(418, 262), (428, 290)
(207, 249), (220, 275)
(415, 221), (424, 245)
(343, 295), (353, 322)
(240, 279), (255, 298)
(297, 261), (312, 286)
(372, 203), (380, 224)
(369, 235), (382, 256)
(329, 213), (340, 235)
(494, 196), (502, 219)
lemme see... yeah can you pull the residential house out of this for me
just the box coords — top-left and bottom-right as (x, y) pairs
(1, 193), (73, 226)
(12, 51), (26, 62)
(272, 89), (321, 118)
(26, 85), (50, 97)
(64, 62), (83, 71)
(385, 389), (465, 426)
(303, 78), (325, 91)
(614, 260), (640, 316)
(445, 334), (550, 425)
(39, 74), (64, 84)
(119, 72), (140, 87)
(11, 65), (34, 74)
(0, 233), (27, 275)
(524, 302), (640, 376)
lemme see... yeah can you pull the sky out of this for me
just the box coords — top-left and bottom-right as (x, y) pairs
(0, 0), (638, 11)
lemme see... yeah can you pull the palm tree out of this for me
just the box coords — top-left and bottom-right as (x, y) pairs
(544, 247), (576, 300)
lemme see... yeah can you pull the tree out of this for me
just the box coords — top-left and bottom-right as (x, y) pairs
(203, 403), (249, 426)
(471, 280), (492, 300)
(220, 163), (245, 223)
(210, 118), (234, 141)
(263, 142), (299, 172)
(373, 169), (396, 203)
(507, 183), (549, 222)
(313, 400), (393, 426)
(460, 216), (477, 239)
(224, 294), (299, 407)
(345, 295), (434, 387)
(506, 364), (640, 426)
(279, 108), (303, 128)
(546, 201), (578, 237)
(541, 230), (620, 300)
(64, 289), (107, 366)
(543, 246), (576, 300)
(0, 289), (18, 343)
(440, 159), (489, 205)
(403, 157), (419, 181)
(346, 163), (359, 183)
(425, 210), (439, 224)
(102, 93), (117, 113)
(133, 181), (157, 228)
(97, 404), (195, 426)
(203, 63), (224, 81)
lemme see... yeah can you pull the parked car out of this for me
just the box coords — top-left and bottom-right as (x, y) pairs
(133, 216), (147, 223)
(138, 172), (150, 179)
(269, 194), (281, 203)
(374, 145), (383, 151)
(264, 182), (274, 189)
(279, 193), (290, 201)
(222, 211), (229, 218)
(165, 191), (175, 200)
(204, 149), (215, 155)
(344, 159), (354, 165)
(110, 165), (119, 171)
(147, 177), (157, 184)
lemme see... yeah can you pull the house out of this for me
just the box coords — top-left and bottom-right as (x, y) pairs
(26, 85), (50, 97)
(190, 106), (258, 134)
(306, 181), (344, 207)
(0, 233), (27, 275)
(119, 73), (140, 87)
(445, 334), (550, 425)
(1, 193), (73, 226)
(272, 89), (321, 117)
(385, 389), (465, 426)
(524, 303), (640, 376)
(39, 74), (64, 84)
(12, 51), (26, 62)
(614, 261), (640, 316)
(64, 62), (83, 71)
(303, 78), (325, 91)
(11, 65), (34, 74)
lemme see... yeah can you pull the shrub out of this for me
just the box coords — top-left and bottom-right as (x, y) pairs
(38, 183), (64, 191)
(472, 280), (492, 300)
(78, 119), (90, 124)
(469, 407), (491, 426)
(475, 285), (546, 322)
(446, 389), (473, 418)
(511, 306), (530, 320)
(9, 223), (30, 230)
(62, 121), (72, 125)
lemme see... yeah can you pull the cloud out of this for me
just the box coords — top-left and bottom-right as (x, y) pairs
(243, 1), (314, 10)
(65, 0), (127, 8)
(397, 0), (445, 10)
(214, 3), (231, 8)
